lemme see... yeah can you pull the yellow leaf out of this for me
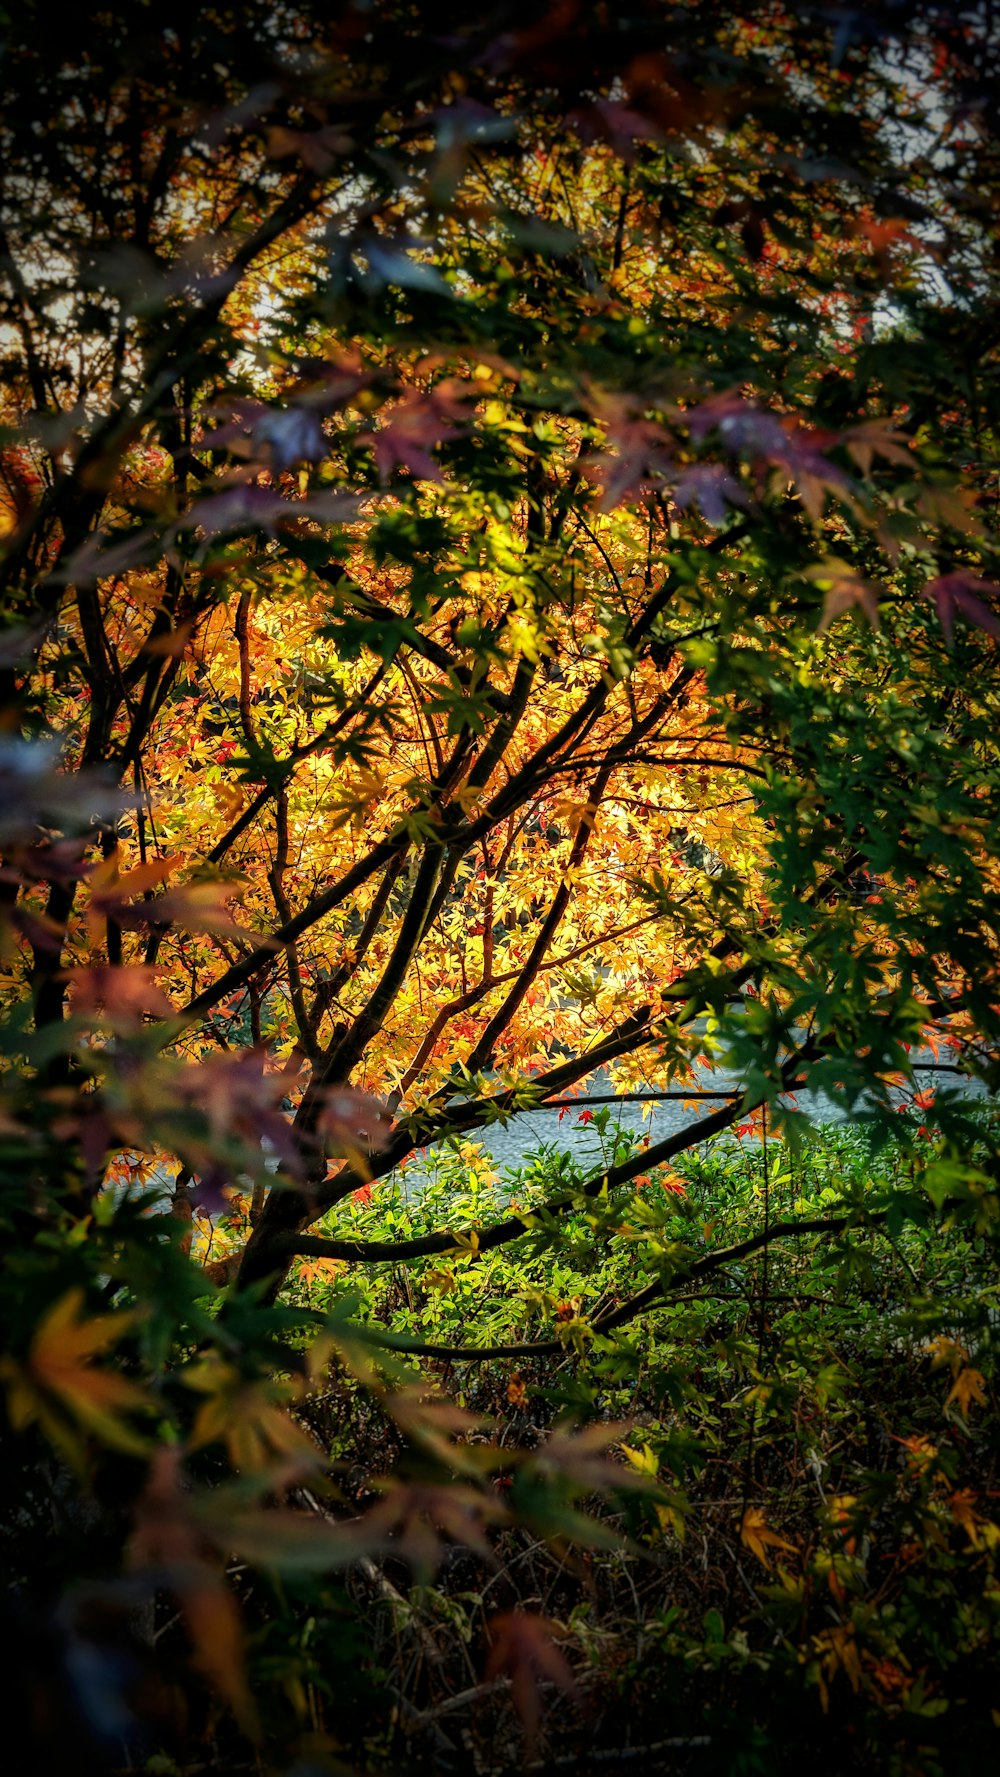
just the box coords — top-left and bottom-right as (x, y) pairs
(184, 1357), (319, 1470)
(450, 1228), (480, 1256)
(740, 1506), (797, 1569)
(925, 1335), (967, 1375)
(812, 1625), (863, 1713)
(620, 1440), (659, 1479)
(425, 1267), (458, 1295)
(1, 1289), (152, 1459)
(946, 1367), (987, 1418)
(949, 1489), (987, 1546)
(294, 1255), (345, 1288)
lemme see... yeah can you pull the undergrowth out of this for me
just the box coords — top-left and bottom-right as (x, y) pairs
(180, 1115), (1000, 1776)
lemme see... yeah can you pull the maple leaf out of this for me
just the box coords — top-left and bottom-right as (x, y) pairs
(485, 1612), (576, 1747)
(389, 1387), (494, 1475)
(921, 572), (1000, 647)
(812, 1625), (862, 1714)
(317, 1085), (393, 1169)
(569, 97), (665, 162)
(671, 462), (749, 524)
(196, 1498), (383, 1573)
(687, 391), (787, 456)
(776, 422), (853, 520)
(184, 1354), (320, 1470)
(809, 558), (881, 632)
(84, 848), (176, 935)
(893, 1432), (938, 1470)
(181, 483), (359, 541)
(129, 1449), (256, 1734)
(359, 1479), (509, 1581)
(254, 405), (327, 469)
(182, 483), (299, 540)
(854, 214), (924, 271)
(200, 398), (328, 470)
(842, 418), (914, 475)
(265, 122), (354, 171)
(621, 1442), (688, 1538)
(529, 1421), (657, 1505)
(688, 395), (851, 518)
(368, 381), (469, 482)
(740, 1505), (797, 1569)
(948, 1488), (988, 1546)
(148, 879), (249, 938)
(945, 1366), (988, 1418)
(69, 965), (176, 1026)
(0, 1288), (150, 1463)
(164, 1048), (304, 1179)
(924, 1334), (967, 1375)
(295, 1254), (345, 1288)
(85, 848), (248, 941)
(620, 1440), (659, 1480)
(54, 525), (163, 586)
(583, 388), (675, 509)
(659, 1169), (688, 1196)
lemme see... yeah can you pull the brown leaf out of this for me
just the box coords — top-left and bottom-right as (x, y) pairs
(921, 572), (1000, 647)
(532, 1420), (654, 1495)
(388, 1386), (494, 1474)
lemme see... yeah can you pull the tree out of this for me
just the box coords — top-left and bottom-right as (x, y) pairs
(1, 2), (999, 1767)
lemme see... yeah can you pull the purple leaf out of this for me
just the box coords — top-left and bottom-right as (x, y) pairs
(671, 463), (748, 525)
(922, 572), (1000, 647)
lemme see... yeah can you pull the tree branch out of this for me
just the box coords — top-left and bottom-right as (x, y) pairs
(274, 1077), (775, 1267)
(343, 1211), (871, 1361)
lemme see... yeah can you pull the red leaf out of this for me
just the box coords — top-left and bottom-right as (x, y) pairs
(485, 1612), (575, 1746)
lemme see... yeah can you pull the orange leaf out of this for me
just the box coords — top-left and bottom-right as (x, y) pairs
(740, 1506), (797, 1569)
(1, 1288), (150, 1459)
(946, 1367), (987, 1418)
